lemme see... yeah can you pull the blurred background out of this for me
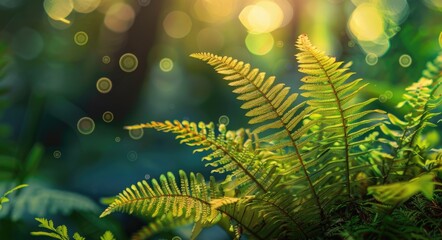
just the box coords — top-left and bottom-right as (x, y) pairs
(0, 0), (441, 239)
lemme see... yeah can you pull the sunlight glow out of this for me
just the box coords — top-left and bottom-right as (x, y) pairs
(104, 3), (135, 33)
(245, 33), (274, 55)
(72, 0), (100, 13)
(193, 0), (236, 23)
(43, 0), (73, 21)
(239, 1), (284, 34)
(163, 11), (192, 39)
(349, 3), (384, 41)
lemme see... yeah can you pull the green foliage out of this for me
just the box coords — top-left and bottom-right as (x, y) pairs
(31, 218), (114, 240)
(0, 183), (99, 221)
(0, 184), (28, 210)
(100, 35), (442, 239)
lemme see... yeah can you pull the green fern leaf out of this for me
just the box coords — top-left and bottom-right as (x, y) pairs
(295, 34), (385, 197)
(100, 231), (116, 240)
(190, 51), (325, 220)
(125, 120), (280, 195)
(100, 170), (238, 225)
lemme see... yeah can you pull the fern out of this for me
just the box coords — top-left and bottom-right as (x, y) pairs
(295, 34), (385, 198)
(0, 184), (28, 210)
(382, 52), (442, 182)
(100, 35), (442, 239)
(0, 183), (99, 221)
(100, 170), (238, 224)
(31, 218), (115, 240)
(125, 120), (280, 195)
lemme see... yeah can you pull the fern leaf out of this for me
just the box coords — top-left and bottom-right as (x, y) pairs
(190, 52), (325, 219)
(31, 218), (74, 240)
(100, 231), (116, 240)
(383, 52), (442, 182)
(100, 170), (238, 225)
(296, 34), (385, 197)
(125, 120), (280, 195)
(368, 173), (437, 205)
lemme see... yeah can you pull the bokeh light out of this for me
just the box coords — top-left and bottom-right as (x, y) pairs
(104, 3), (135, 33)
(163, 11), (192, 39)
(239, 1), (284, 34)
(102, 55), (110, 64)
(115, 137), (121, 142)
(218, 115), (230, 126)
(192, 0), (237, 24)
(77, 117), (95, 135)
(365, 53), (378, 66)
(159, 58), (173, 72)
(144, 174), (150, 180)
(119, 53), (138, 72)
(127, 151), (138, 161)
(399, 54), (412, 67)
(96, 77), (112, 93)
(102, 111), (114, 123)
(245, 33), (274, 55)
(72, 0), (100, 14)
(349, 3), (384, 42)
(74, 31), (88, 46)
(43, 0), (73, 22)
(53, 150), (62, 159)
(129, 128), (144, 140)
(378, 94), (387, 103)
(385, 90), (393, 99)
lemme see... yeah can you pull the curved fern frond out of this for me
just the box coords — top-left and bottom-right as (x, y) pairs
(100, 170), (238, 225)
(190, 52), (325, 219)
(125, 120), (280, 195)
(296, 34), (385, 197)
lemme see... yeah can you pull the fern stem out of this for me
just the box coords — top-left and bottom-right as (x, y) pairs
(300, 37), (352, 198)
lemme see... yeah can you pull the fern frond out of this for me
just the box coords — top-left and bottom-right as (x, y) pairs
(31, 218), (84, 240)
(296, 34), (385, 197)
(190, 52), (325, 219)
(383, 52), (442, 182)
(0, 183), (99, 220)
(100, 231), (116, 240)
(125, 120), (280, 195)
(100, 170), (238, 225)
(0, 184), (27, 210)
